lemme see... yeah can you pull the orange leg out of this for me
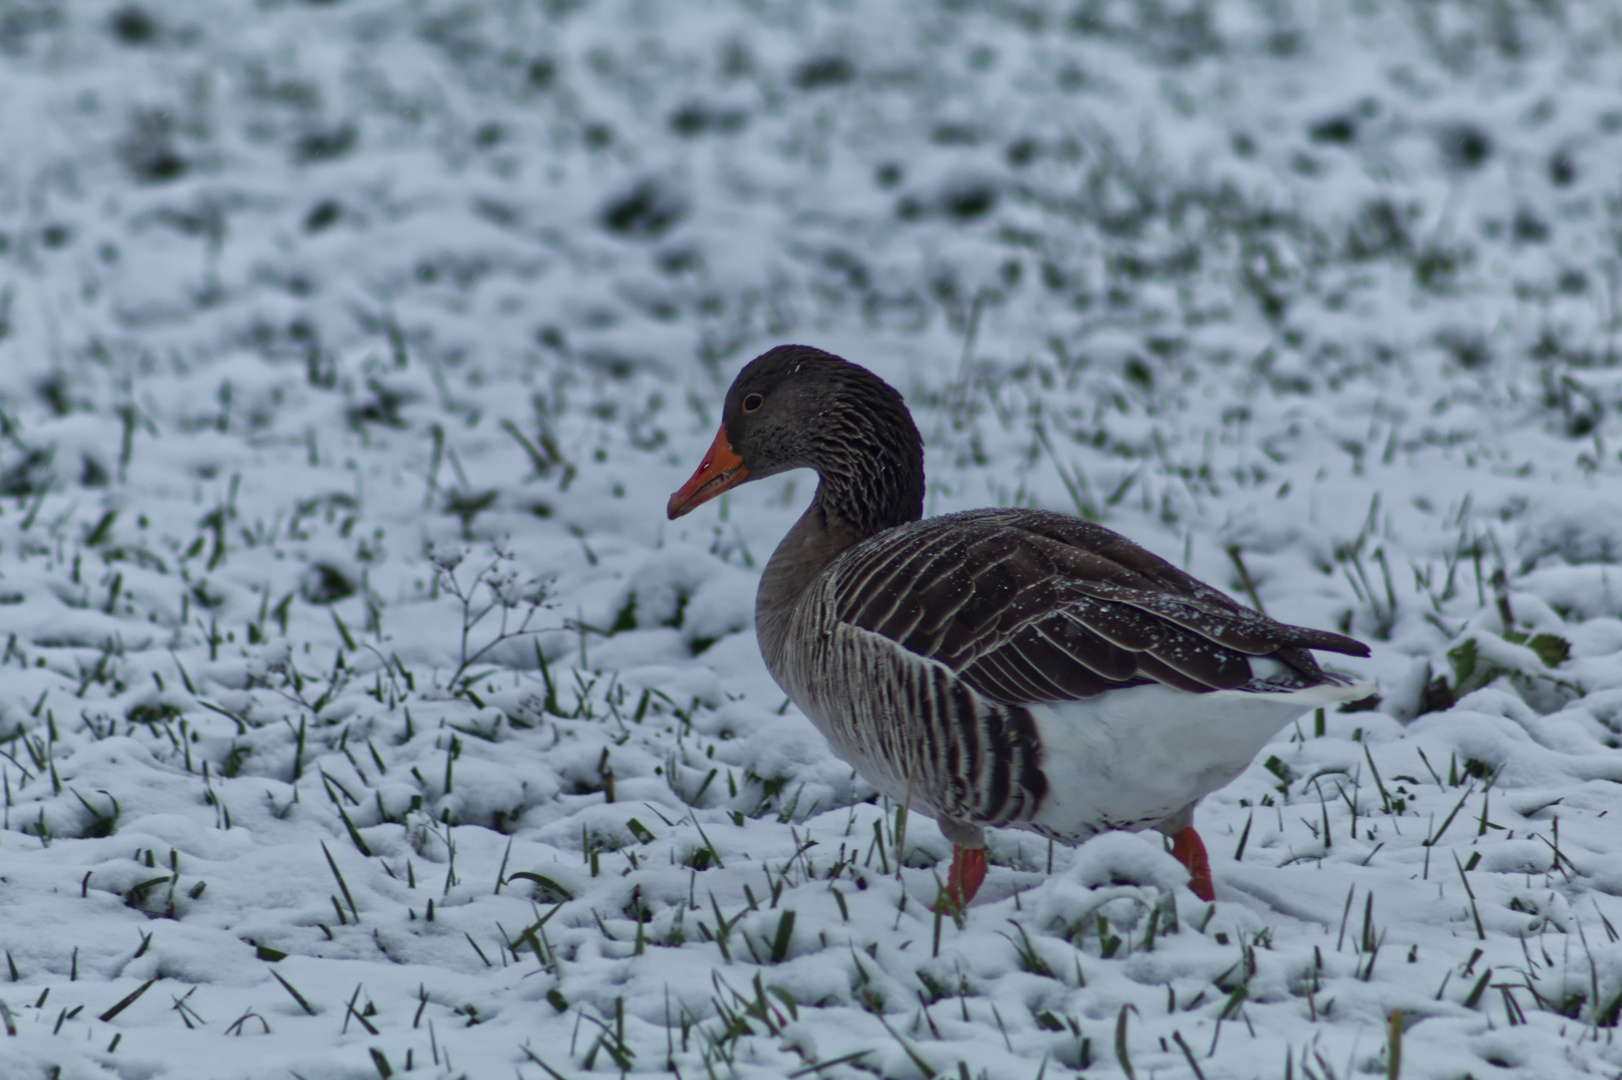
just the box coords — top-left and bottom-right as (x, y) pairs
(937, 844), (988, 912)
(1171, 826), (1215, 901)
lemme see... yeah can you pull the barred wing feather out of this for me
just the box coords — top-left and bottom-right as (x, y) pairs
(830, 508), (1368, 707)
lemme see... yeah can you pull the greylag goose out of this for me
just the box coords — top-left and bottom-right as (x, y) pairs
(667, 345), (1371, 907)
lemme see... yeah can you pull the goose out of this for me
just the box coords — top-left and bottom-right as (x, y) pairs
(667, 345), (1371, 907)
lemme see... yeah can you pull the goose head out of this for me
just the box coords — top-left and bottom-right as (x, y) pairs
(667, 345), (924, 535)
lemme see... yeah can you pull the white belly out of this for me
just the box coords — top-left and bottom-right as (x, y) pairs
(1027, 680), (1371, 840)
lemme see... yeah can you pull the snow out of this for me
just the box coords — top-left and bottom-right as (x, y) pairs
(2, 0), (1622, 1077)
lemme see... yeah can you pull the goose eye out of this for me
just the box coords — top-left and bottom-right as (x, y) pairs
(741, 393), (763, 413)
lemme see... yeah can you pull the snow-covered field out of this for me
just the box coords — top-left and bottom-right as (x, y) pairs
(4, 1), (1622, 1076)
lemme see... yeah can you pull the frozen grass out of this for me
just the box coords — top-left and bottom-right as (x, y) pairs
(3, 0), (1622, 1077)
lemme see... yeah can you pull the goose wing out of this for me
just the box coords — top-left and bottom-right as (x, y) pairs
(828, 508), (1368, 707)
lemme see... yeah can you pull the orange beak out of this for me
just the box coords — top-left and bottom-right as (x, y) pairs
(667, 425), (750, 519)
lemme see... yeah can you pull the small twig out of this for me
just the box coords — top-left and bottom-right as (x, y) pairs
(1226, 545), (1268, 616)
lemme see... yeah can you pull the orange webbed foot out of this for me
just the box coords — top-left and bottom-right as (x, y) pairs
(1170, 826), (1215, 902)
(936, 844), (988, 913)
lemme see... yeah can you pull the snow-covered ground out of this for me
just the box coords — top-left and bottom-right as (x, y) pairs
(3, 1), (1622, 1076)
